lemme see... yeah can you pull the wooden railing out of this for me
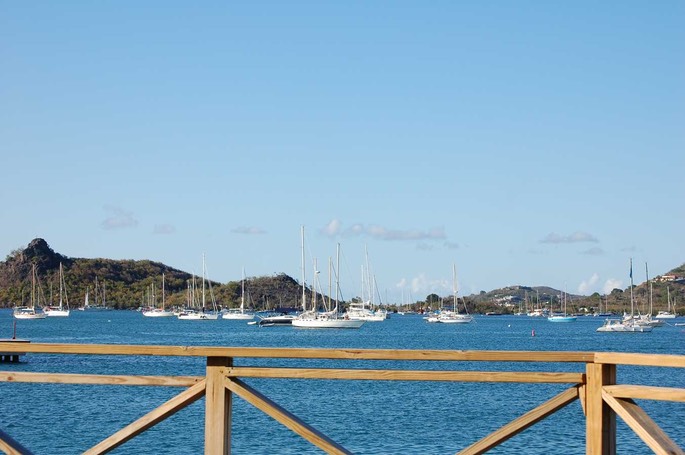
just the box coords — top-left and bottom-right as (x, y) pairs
(0, 343), (683, 454)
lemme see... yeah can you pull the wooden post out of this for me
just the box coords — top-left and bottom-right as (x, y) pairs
(205, 356), (232, 455)
(586, 362), (616, 455)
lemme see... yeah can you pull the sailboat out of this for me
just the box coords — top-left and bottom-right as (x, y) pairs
(222, 268), (255, 320)
(292, 228), (364, 329)
(44, 263), (71, 317)
(142, 274), (175, 317)
(13, 264), (47, 319)
(427, 263), (473, 324)
(346, 247), (387, 321)
(655, 287), (677, 319)
(178, 255), (219, 320)
(547, 289), (576, 322)
(597, 259), (652, 333)
(626, 263), (663, 327)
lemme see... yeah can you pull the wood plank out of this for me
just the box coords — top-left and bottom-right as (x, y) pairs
(604, 385), (685, 402)
(204, 357), (232, 455)
(226, 367), (584, 384)
(0, 371), (202, 387)
(602, 392), (684, 455)
(586, 362), (616, 455)
(458, 386), (580, 454)
(83, 380), (206, 455)
(225, 377), (352, 455)
(594, 352), (685, 368)
(0, 343), (596, 362)
(0, 429), (33, 455)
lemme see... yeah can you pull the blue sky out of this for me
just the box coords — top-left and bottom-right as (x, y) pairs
(2, 1), (683, 303)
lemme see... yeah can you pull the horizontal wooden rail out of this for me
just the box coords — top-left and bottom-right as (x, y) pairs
(0, 342), (595, 362)
(226, 367), (585, 383)
(594, 352), (685, 368)
(0, 371), (203, 387)
(604, 385), (685, 402)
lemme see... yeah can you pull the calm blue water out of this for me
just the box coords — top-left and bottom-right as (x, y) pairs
(1, 310), (683, 454)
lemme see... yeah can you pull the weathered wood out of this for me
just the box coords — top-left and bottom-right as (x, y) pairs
(226, 367), (585, 383)
(0, 429), (33, 455)
(0, 343), (595, 362)
(458, 386), (580, 454)
(0, 371), (202, 387)
(225, 377), (352, 455)
(83, 380), (206, 455)
(604, 385), (685, 402)
(586, 362), (616, 455)
(594, 352), (685, 368)
(204, 357), (232, 455)
(602, 392), (684, 455)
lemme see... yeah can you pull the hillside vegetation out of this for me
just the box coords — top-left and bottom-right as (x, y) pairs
(1, 239), (682, 315)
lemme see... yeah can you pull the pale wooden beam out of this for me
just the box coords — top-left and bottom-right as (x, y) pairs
(458, 385), (581, 455)
(586, 362), (616, 455)
(204, 357), (232, 455)
(226, 367), (584, 383)
(225, 377), (352, 455)
(604, 385), (685, 402)
(594, 352), (685, 368)
(0, 371), (202, 387)
(83, 380), (206, 455)
(0, 342), (595, 362)
(602, 392), (684, 455)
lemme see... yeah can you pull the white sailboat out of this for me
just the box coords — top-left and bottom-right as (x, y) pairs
(292, 228), (364, 329)
(44, 263), (70, 317)
(428, 263), (473, 324)
(346, 247), (386, 321)
(143, 274), (175, 317)
(222, 268), (255, 320)
(178, 255), (219, 320)
(597, 259), (652, 333)
(14, 264), (47, 320)
(655, 287), (677, 319)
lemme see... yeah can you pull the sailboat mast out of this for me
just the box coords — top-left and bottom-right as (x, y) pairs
(453, 263), (458, 313)
(336, 243), (340, 313)
(162, 273), (165, 310)
(629, 258), (635, 317)
(202, 254), (206, 311)
(241, 267), (245, 312)
(301, 226), (306, 312)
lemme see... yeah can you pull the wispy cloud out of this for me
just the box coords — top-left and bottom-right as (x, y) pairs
(581, 247), (604, 256)
(153, 224), (175, 235)
(231, 226), (266, 235)
(101, 205), (138, 230)
(320, 219), (446, 241)
(540, 231), (598, 244)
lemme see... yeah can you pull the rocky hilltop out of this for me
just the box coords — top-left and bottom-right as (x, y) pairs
(0, 239), (307, 311)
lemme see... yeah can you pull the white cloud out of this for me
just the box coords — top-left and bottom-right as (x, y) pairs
(231, 226), (266, 235)
(320, 219), (342, 237)
(101, 205), (138, 230)
(602, 278), (623, 294)
(540, 231), (599, 244)
(578, 273), (600, 294)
